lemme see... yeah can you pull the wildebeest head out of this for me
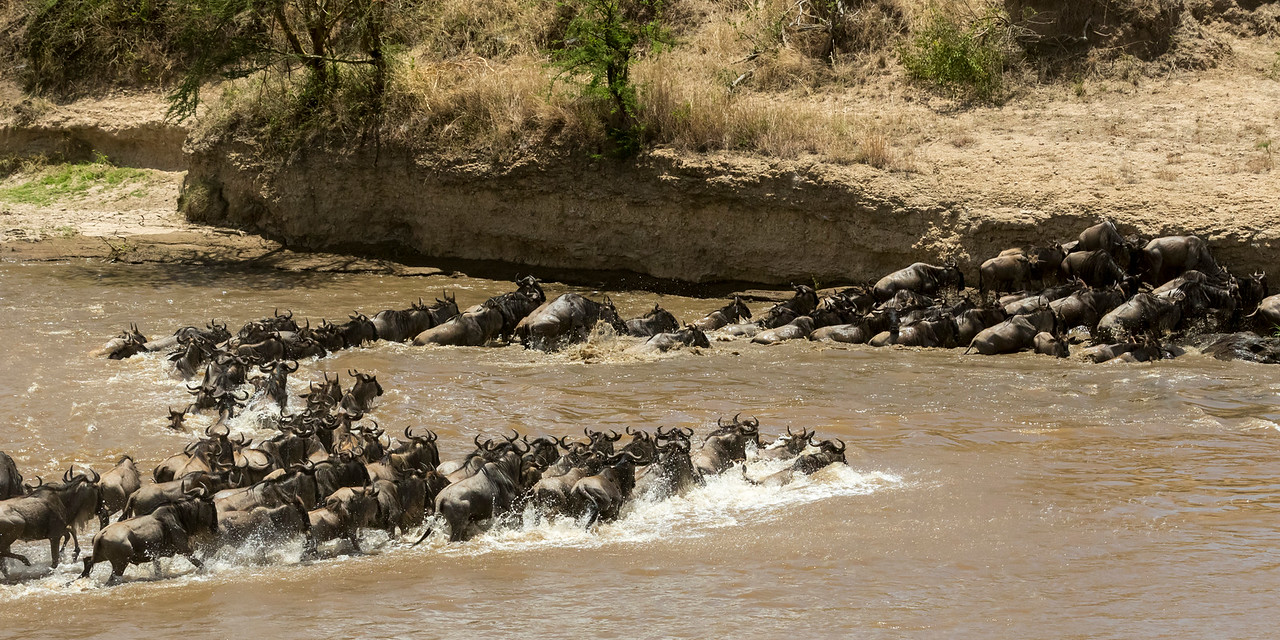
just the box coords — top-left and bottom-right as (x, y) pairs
(584, 428), (622, 454)
(166, 407), (186, 431)
(108, 323), (149, 360)
(941, 261), (966, 292)
(679, 325), (711, 348)
(794, 438), (846, 474)
(599, 296), (628, 333)
(516, 275), (546, 304)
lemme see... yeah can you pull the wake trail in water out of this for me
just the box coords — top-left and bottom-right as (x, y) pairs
(0, 459), (902, 600)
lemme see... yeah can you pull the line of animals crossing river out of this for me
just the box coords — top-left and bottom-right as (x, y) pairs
(4, 218), (1280, 588)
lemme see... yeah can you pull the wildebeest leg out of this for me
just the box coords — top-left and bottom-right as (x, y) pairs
(50, 537), (62, 568)
(153, 560), (162, 578)
(584, 501), (600, 530)
(108, 558), (129, 584)
(65, 527), (81, 561)
(78, 557), (94, 579)
(348, 532), (363, 555)
(186, 554), (204, 571)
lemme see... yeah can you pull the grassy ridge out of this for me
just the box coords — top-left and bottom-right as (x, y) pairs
(2, 0), (1263, 163)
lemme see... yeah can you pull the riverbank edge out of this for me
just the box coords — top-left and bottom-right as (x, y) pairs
(5, 111), (1279, 287)
(181, 135), (1280, 286)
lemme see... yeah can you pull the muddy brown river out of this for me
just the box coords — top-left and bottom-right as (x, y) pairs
(2, 261), (1280, 638)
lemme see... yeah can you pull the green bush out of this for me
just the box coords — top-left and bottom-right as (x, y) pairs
(551, 0), (670, 157)
(899, 6), (1007, 101)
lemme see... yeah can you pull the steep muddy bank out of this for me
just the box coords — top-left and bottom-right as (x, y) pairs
(182, 140), (1280, 286)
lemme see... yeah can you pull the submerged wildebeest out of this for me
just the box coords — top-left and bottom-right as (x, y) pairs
(693, 297), (752, 332)
(625, 304), (680, 338)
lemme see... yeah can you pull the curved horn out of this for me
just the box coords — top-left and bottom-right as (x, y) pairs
(608, 429), (621, 442)
(832, 439), (846, 454)
(473, 434), (484, 451)
(63, 467), (73, 482)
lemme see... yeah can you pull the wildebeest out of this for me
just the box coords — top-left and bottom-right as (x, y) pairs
(93, 324), (148, 359)
(955, 306), (1008, 346)
(1050, 285), (1128, 331)
(1095, 292), (1184, 343)
(121, 472), (232, 521)
(217, 499), (312, 547)
(308, 486), (380, 553)
(571, 450), (649, 528)
(872, 262), (965, 302)
(633, 437), (698, 501)
(744, 439), (847, 487)
(336, 313), (379, 348)
(1061, 250), (1127, 288)
(339, 370), (384, 416)
(966, 307), (1058, 355)
(0, 468), (102, 576)
(213, 467), (320, 513)
(514, 293), (627, 351)
(1075, 219), (1139, 269)
(98, 456), (141, 526)
(153, 424), (234, 483)
(372, 295), (459, 342)
(1033, 332), (1069, 358)
(756, 285), (820, 329)
(693, 297), (752, 331)
(1143, 235), (1222, 285)
(691, 416), (760, 478)
(0, 452), (21, 501)
(526, 451), (603, 518)
(80, 495), (218, 583)
(979, 254), (1036, 294)
(752, 316), (815, 345)
(626, 326), (711, 355)
(894, 315), (960, 348)
(413, 277), (546, 346)
(1248, 293), (1280, 330)
(251, 360), (298, 412)
(755, 427), (815, 462)
(624, 304), (680, 338)
(429, 447), (525, 542)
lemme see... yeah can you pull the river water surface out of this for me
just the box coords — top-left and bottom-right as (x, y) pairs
(2, 261), (1280, 638)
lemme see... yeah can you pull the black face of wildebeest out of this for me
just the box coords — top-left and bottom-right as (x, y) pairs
(339, 370), (383, 415)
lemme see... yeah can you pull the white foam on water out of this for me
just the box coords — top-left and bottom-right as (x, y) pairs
(420, 461), (902, 557)
(0, 462), (902, 600)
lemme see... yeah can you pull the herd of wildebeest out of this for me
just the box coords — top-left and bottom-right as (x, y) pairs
(4, 219), (1280, 587)
(0, 389), (843, 584)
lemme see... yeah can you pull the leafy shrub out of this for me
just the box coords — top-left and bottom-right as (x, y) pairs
(899, 5), (1008, 101)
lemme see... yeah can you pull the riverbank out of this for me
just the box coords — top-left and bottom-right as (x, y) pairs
(4, 31), (1280, 285)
